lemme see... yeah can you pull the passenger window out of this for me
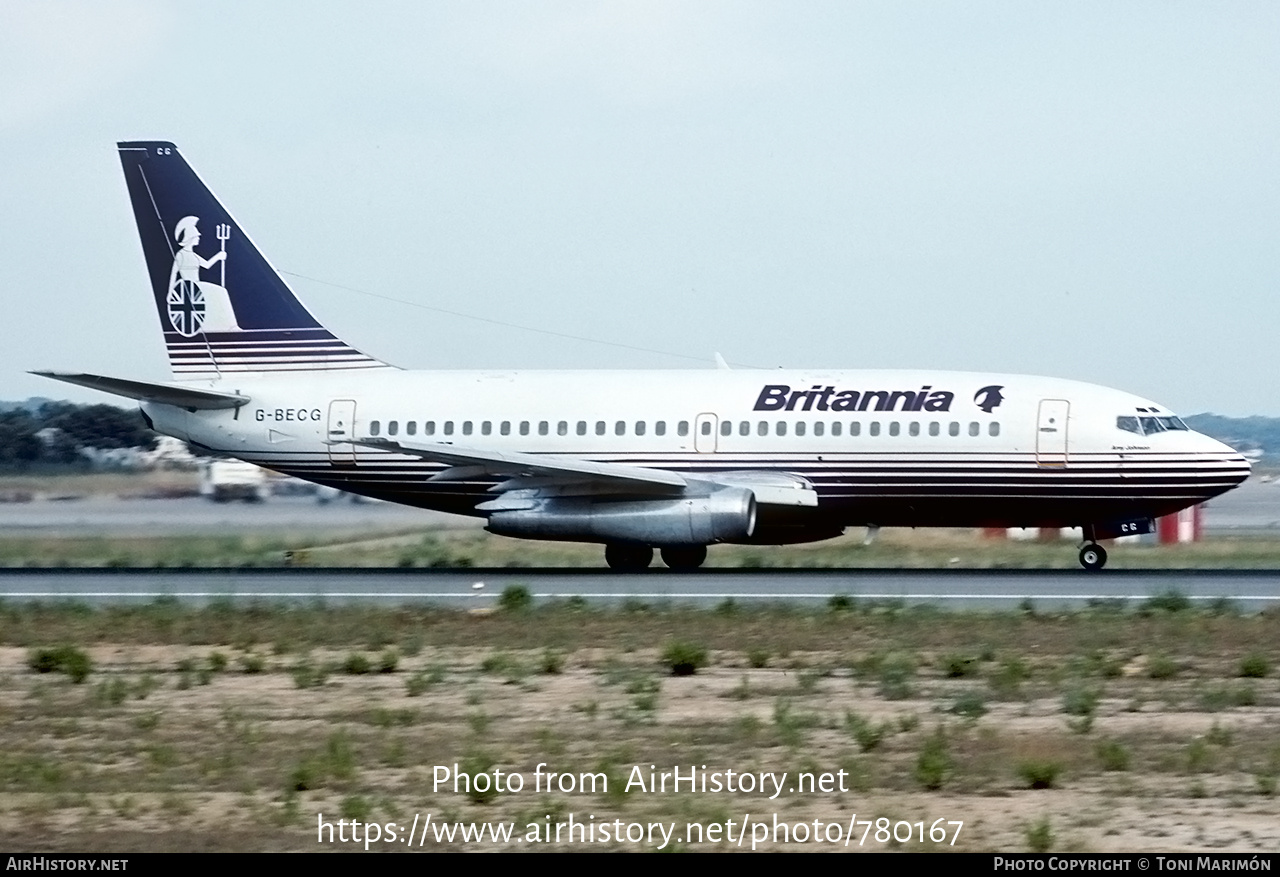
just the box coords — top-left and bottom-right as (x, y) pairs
(616, 421), (627, 436)
(989, 422), (1000, 437)
(720, 420), (732, 437)
(519, 421), (529, 436)
(425, 421), (436, 436)
(500, 421), (511, 436)
(776, 421), (788, 437)
(888, 422), (900, 437)
(407, 421), (417, 436)
(388, 420), (398, 436)
(831, 422), (842, 437)
(814, 422), (824, 437)
(796, 422), (807, 436)
(481, 421), (492, 435)
(850, 422), (860, 436)
(928, 422), (939, 437)
(462, 421), (473, 436)
(655, 421), (666, 436)
(444, 421), (454, 436)
(678, 421), (689, 436)
(949, 422), (959, 436)
(758, 421), (768, 436)
(635, 421), (646, 436)
(739, 421), (750, 436)
(869, 422), (880, 437)
(577, 421), (587, 436)
(557, 421), (568, 436)
(969, 422), (980, 436)
(909, 422), (919, 437)
(370, 420), (381, 436)
(538, 421), (548, 436)
(596, 421), (606, 436)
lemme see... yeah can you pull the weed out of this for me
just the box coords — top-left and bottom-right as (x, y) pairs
(915, 729), (952, 791)
(951, 691), (988, 719)
(747, 648), (770, 669)
(1025, 816), (1054, 852)
(340, 795), (372, 821)
(27, 646), (92, 683)
(208, 651), (228, 672)
(844, 711), (889, 752)
(1017, 760), (1062, 789)
(1142, 590), (1190, 614)
(1239, 653), (1271, 679)
(539, 649), (565, 675)
(1096, 740), (1130, 771)
(828, 594), (855, 612)
(498, 585), (533, 613)
(1205, 721), (1232, 747)
(1062, 685), (1100, 717)
(989, 656), (1030, 697)
(878, 654), (915, 700)
(661, 641), (708, 676)
(377, 649), (399, 674)
(941, 653), (980, 678)
(240, 654), (265, 674)
(460, 752), (499, 804)
(726, 675), (751, 701)
(1146, 654), (1179, 679)
(342, 653), (372, 675)
(405, 665), (444, 697)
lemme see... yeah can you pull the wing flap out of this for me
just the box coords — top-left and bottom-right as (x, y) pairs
(350, 437), (688, 491)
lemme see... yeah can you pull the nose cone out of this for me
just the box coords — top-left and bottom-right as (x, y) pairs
(1189, 431), (1251, 494)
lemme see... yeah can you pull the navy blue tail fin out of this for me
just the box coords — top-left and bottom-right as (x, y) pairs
(117, 141), (393, 377)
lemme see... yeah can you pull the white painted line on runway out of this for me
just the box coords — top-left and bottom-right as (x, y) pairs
(5, 591), (1279, 601)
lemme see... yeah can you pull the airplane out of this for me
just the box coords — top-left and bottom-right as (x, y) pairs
(34, 141), (1251, 571)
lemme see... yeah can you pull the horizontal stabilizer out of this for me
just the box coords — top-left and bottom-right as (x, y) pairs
(31, 371), (249, 410)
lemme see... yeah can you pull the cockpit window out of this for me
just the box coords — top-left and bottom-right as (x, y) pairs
(1119, 414), (1190, 436)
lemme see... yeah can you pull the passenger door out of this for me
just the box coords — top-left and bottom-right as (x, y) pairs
(1036, 399), (1069, 468)
(327, 399), (357, 466)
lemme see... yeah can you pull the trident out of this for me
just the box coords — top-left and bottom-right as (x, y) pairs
(216, 223), (231, 286)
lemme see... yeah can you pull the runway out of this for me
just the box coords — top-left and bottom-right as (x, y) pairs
(2, 568), (1278, 611)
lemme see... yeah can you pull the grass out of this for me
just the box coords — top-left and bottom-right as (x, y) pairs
(0, 595), (1279, 851)
(11, 517), (1280, 568)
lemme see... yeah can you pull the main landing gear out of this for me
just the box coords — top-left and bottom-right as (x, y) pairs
(604, 544), (708, 570)
(1078, 542), (1108, 572)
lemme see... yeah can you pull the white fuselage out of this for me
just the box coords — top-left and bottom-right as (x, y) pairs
(142, 367), (1249, 538)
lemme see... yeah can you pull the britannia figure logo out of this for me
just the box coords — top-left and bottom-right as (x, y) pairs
(167, 216), (241, 336)
(974, 385), (1005, 413)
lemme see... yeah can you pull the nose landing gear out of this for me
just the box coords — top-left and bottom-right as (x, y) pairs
(1078, 542), (1107, 571)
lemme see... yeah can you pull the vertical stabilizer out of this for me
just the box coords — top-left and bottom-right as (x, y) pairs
(117, 141), (393, 377)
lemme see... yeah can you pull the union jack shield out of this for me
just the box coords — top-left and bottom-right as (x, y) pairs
(168, 279), (206, 337)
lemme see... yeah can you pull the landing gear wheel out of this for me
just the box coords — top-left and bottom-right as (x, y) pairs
(660, 545), (707, 570)
(605, 544), (653, 571)
(1079, 543), (1108, 571)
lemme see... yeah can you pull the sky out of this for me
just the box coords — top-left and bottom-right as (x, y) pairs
(1, 1), (1277, 415)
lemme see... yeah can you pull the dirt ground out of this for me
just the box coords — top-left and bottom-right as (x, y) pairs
(0, 622), (1276, 853)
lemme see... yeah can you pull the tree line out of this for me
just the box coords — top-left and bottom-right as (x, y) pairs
(0, 401), (154, 468)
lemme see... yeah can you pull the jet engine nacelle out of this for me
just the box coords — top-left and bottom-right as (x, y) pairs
(487, 487), (757, 546)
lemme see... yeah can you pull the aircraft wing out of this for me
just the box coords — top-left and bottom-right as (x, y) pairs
(31, 371), (250, 410)
(350, 437), (688, 491)
(350, 437), (818, 506)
